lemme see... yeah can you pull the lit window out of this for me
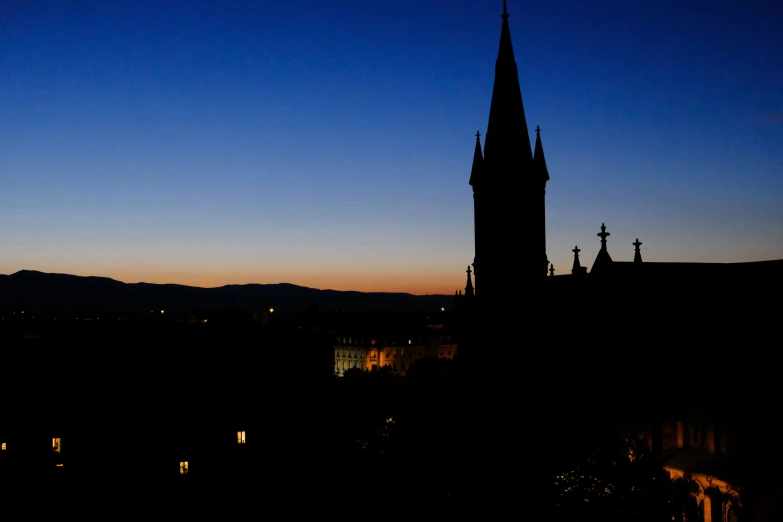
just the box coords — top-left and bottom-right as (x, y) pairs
(238, 431), (246, 444)
(180, 461), (189, 475)
(55, 463), (63, 467)
(52, 438), (61, 453)
(1, 442), (6, 451)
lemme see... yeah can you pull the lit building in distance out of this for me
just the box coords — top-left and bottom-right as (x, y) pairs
(333, 337), (456, 376)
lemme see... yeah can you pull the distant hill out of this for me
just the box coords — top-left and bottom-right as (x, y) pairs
(0, 270), (452, 313)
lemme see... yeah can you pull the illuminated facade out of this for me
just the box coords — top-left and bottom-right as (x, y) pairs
(333, 340), (456, 376)
(659, 419), (743, 522)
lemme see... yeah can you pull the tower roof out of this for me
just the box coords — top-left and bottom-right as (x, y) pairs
(482, 1), (533, 172)
(572, 245), (582, 274)
(533, 126), (550, 183)
(592, 223), (614, 272)
(465, 265), (475, 296)
(633, 238), (643, 263)
(469, 131), (483, 187)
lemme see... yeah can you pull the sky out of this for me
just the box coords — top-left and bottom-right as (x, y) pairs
(1, 0), (782, 294)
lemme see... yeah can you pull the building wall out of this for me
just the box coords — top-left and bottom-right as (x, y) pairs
(333, 342), (456, 376)
(333, 345), (367, 376)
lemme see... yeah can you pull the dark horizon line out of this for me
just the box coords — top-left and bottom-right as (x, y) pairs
(1, 269), (452, 298)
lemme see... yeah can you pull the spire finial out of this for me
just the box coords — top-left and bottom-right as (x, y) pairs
(464, 264), (475, 297)
(633, 238), (643, 263)
(598, 223), (610, 245)
(475, 130), (481, 142)
(549, 263), (555, 276)
(536, 125), (541, 136)
(572, 246), (583, 275)
(502, 0), (509, 19)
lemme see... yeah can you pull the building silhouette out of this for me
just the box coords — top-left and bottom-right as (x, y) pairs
(462, 2), (783, 520)
(470, 0), (549, 310)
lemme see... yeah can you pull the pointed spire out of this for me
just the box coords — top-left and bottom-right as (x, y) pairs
(465, 265), (475, 296)
(571, 245), (582, 275)
(633, 238), (643, 263)
(483, 0), (532, 171)
(533, 125), (550, 183)
(592, 223), (614, 272)
(469, 131), (483, 187)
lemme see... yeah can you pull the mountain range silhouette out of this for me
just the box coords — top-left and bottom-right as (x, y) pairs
(0, 270), (452, 313)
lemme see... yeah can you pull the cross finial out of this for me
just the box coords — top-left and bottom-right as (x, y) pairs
(549, 263), (555, 276)
(502, 0), (508, 19)
(466, 265), (472, 277)
(536, 125), (541, 136)
(475, 130), (481, 142)
(597, 223), (610, 244)
(572, 245), (580, 257)
(633, 238), (642, 251)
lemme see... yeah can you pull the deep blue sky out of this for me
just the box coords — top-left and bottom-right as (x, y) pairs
(1, 0), (782, 293)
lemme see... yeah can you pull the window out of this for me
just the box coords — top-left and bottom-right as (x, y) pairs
(238, 431), (246, 444)
(52, 438), (61, 453)
(180, 461), (189, 475)
(1, 442), (5, 451)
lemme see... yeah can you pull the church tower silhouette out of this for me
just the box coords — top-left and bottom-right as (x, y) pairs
(470, 1), (549, 310)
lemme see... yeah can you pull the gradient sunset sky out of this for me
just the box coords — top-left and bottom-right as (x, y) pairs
(1, 0), (782, 294)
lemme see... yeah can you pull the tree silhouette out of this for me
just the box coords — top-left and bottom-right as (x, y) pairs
(549, 433), (688, 522)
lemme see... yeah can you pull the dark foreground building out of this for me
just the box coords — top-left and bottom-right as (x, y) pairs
(459, 2), (783, 520)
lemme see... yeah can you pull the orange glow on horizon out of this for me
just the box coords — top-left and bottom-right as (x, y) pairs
(3, 267), (464, 295)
